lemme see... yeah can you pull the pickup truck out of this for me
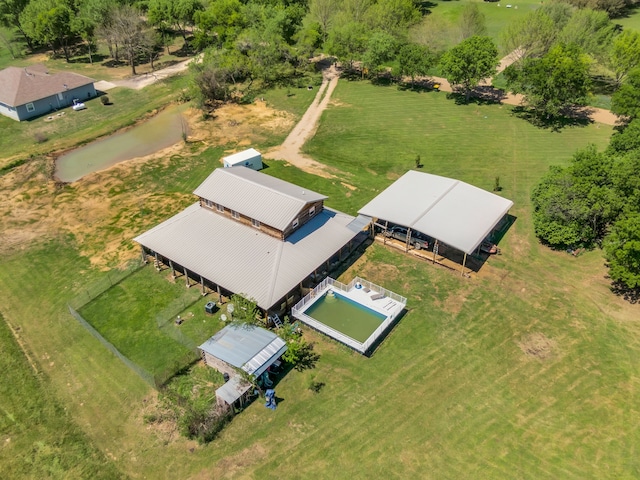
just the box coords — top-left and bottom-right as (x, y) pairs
(384, 226), (431, 250)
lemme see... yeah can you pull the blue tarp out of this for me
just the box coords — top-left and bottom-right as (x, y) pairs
(265, 389), (277, 410)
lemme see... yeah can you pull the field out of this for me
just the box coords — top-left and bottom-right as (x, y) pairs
(2, 74), (640, 479)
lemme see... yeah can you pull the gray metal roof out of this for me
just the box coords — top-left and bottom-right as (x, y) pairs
(134, 203), (358, 310)
(223, 148), (261, 166)
(199, 324), (287, 377)
(216, 375), (251, 404)
(358, 170), (513, 254)
(192, 167), (327, 231)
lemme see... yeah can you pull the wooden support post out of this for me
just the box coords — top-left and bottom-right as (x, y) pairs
(140, 247), (147, 264)
(200, 276), (206, 296)
(184, 267), (190, 287)
(433, 240), (438, 264)
(154, 252), (160, 271)
(406, 228), (412, 252)
(383, 220), (389, 245)
(461, 253), (467, 277)
(169, 260), (175, 279)
(217, 284), (221, 301)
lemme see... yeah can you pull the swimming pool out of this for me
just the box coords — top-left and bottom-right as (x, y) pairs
(304, 291), (386, 343)
(292, 277), (407, 354)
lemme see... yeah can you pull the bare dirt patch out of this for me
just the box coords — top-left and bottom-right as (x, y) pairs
(517, 332), (557, 360)
(0, 100), (300, 267)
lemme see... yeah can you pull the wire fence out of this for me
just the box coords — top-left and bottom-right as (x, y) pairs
(68, 305), (157, 388)
(69, 259), (145, 310)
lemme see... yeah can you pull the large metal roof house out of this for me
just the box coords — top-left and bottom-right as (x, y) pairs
(359, 170), (513, 269)
(134, 166), (366, 313)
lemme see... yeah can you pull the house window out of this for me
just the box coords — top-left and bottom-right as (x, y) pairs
(203, 199), (213, 208)
(252, 218), (261, 228)
(292, 218), (299, 229)
(231, 210), (239, 219)
(26, 102), (35, 112)
(216, 203), (224, 212)
(309, 206), (316, 217)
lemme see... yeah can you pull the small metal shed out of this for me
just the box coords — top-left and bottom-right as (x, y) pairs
(223, 148), (263, 170)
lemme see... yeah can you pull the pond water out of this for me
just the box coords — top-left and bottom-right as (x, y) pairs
(55, 104), (188, 182)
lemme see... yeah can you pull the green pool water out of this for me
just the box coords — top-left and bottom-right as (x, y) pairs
(304, 291), (386, 343)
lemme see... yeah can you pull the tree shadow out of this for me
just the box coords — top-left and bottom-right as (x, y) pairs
(447, 85), (508, 105)
(510, 106), (592, 131)
(415, 1), (438, 14)
(611, 281), (640, 304)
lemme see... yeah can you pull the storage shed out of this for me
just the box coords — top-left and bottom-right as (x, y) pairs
(200, 324), (287, 407)
(223, 148), (263, 170)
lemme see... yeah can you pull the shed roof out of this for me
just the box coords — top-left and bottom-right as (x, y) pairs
(200, 324), (287, 377)
(216, 376), (251, 405)
(134, 203), (358, 310)
(193, 167), (327, 231)
(358, 170), (513, 254)
(223, 148), (261, 166)
(0, 65), (95, 107)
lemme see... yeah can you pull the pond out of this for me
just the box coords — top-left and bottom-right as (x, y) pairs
(55, 104), (188, 182)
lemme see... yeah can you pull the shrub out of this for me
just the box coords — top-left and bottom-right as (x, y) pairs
(100, 96), (110, 105)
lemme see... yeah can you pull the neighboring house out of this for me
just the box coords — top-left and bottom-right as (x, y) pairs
(134, 166), (369, 314)
(199, 324), (287, 408)
(0, 64), (96, 121)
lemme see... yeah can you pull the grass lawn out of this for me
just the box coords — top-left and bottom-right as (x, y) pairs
(2, 79), (640, 478)
(0, 75), (190, 170)
(77, 265), (201, 376)
(423, 0), (543, 52)
(0, 312), (124, 479)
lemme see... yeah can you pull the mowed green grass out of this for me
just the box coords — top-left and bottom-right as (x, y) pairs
(78, 266), (199, 375)
(424, 0), (542, 50)
(304, 81), (613, 217)
(0, 312), (124, 479)
(1, 80), (639, 478)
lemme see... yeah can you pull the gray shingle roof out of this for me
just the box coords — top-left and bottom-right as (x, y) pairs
(358, 170), (513, 254)
(192, 167), (327, 231)
(200, 324), (287, 377)
(0, 65), (95, 107)
(134, 203), (358, 310)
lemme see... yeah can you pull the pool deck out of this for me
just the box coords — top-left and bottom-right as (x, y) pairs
(292, 277), (407, 354)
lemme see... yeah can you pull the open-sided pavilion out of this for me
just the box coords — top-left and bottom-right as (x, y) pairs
(358, 170), (514, 274)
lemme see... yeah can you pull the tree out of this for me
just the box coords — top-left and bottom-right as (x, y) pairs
(501, 1), (573, 59)
(459, 3), (486, 40)
(557, 8), (614, 63)
(101, 5), (149, 75)
(0, 0), (33, 49)
(531, 146), (619, 248)
(611, 68), (640, 121)
(309, 0), (338, 43)
(504, 43), (591, 120)
(363, 0), (421, 36)
(362, 30), (397, 75)
(20, 0), (78, 61)
(193, 0), (245, 49)
(397, 43), (434, 87)
(325, 21), (368, 69)
(611, 30), (640, 85)
(227, 294), (260, 326)
(604, 212), (640, 289)
(607, 118), (640, 154)
(440, 36), (498, 102)
(147, 0), (202, 46)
